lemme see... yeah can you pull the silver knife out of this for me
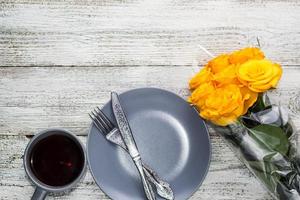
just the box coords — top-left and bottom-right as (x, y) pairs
(111, 92), (156, 200)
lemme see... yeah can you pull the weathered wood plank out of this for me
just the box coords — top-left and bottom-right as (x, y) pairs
(1, 1), (299, 200)
(0, 135), (273, 200)
(0, 66), (299, 136)
(1, 0), (300, 66)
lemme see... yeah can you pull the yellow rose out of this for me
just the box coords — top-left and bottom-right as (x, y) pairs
(237, 59), (282, 93)
(240, 86), (258, 114)
(207, 54), (230, 73)
(212, 64), (241, 87)
(188, 82), (215, 109)
(204, 54), (241, 87)
(189, 67), (212, 90)
(229, 47), (265, 65)
(199, 84), (245, 126)
(187, 47), (281, 126)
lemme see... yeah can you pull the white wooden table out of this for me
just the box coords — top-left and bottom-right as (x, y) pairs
(1, 0), (300, 199)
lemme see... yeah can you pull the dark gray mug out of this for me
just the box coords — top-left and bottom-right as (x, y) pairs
(23, 128), (87, 200)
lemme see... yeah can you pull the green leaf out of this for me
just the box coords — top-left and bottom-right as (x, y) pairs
(249, 94), (266, 113)
(248, 124), (289, 156)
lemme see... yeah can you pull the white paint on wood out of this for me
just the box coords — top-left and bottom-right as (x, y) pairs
(0, 66), (299, 136)
(0, 135), (273, 200)
(1, 0), (300, 66)
(0, 66), (299, 199)
(1, 65), (291, 199)
(1, 0), (300, 199)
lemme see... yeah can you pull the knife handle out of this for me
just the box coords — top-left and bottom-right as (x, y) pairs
(134, 157), (156, 200)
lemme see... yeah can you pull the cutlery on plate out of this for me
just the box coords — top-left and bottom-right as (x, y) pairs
(111, 91), (156, 200)
(89, 107), (174, 200)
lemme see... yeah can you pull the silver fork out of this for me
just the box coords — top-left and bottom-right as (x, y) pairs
(89, 107), (174, 200)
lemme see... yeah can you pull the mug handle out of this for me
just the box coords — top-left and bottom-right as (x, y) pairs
(31, 187), (48, 200)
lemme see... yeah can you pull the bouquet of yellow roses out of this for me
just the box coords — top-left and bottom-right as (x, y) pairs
(189, 47), (300, 199)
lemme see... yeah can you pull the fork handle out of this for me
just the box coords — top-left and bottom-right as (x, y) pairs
(134, 157), (156, 200)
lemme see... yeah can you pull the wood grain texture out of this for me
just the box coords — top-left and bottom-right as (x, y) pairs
(1, 0), (300, 199)
(0, 66), (292, 200)
(0, 135), (274, 200)
(1, 0), (300, 66)
(1, 66), (299, 199)
(1, 66), (300, 136)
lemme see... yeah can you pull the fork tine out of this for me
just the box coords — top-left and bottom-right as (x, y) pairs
(89, 112), (108, 134)
(96, 107), (114, 129)
(89, 112), (105, 133)
(93, 108), (111, 132)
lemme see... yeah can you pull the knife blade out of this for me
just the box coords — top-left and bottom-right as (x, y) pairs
(111, 92), (156, 200)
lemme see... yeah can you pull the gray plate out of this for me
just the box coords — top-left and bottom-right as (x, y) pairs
(87, 88), (211, 200)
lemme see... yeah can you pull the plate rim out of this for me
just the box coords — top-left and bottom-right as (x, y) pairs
(86, 87), (212, 200)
